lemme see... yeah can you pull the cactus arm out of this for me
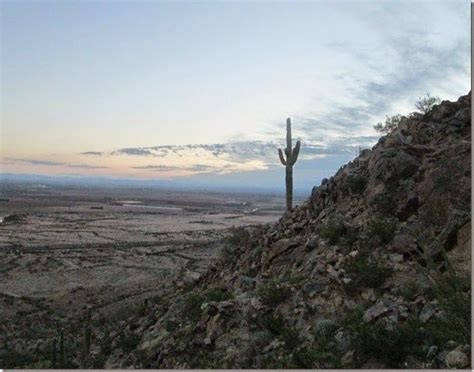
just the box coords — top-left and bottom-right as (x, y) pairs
(278, 148), (287, 165)
(290, 140), (301, 165)
(286, 118), (292, 150)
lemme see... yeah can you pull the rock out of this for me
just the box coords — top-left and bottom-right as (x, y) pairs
(202, 302), (218, 316)
(268, 238), (299, 260)
(305, 237), (318, 251)
(426, 345), (438, 359)
(184, 271), (202, 284)
(302, 280), (328, 296)
(398, 195), (419, 222)
(250, 297), (263, 310)
(326, 265), (340, 279)
(389, 253), (404, 263)
(341, 350), (354, 367)
(419, 303), (436, 323)
(293, 221), (306, 231)
(370, 149), (420, 182)
(363, 300), (395, 322)
(392, 234), (416, 253)
(348, 250), (358, 258)
(334, 329), (351, 353)
(445, 349), (469, 369)
(361, 289), (376, 302)
(216, 301), (235, 315)
(446, 340), (458, 350)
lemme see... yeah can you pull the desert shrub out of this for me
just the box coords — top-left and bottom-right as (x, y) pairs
(292, 346), (341, 369)
(339, 307), (425, 368)
(355, 316), (425, 367)
(339, 229), (359, 251)
(118, 329), (140, 352)
(370, 191), (398, 216)
(260, 311), (300, 350)
(347, 174), (368, 195)
(315, 319), (338, 340)
(343, 250), (393, 292)
(257, 280), (290, 306)
(415, 93), (441, 114)
(407, 229), (471, 345)
(204, 286), (234, 302)
(398, 280), (421, 302)
(426, 272), (471, 346)
(225, 226), (251, 246)
(182, 292), (205, 322)
(374, 114), (402, 133)
(181, 287), (234, 323)
(1, 346), (34, 368)
(319, 216), (347, 245)
(221, 226), (260, 260)
(366, 217), (397, 245)
(119, 336), (138, 355)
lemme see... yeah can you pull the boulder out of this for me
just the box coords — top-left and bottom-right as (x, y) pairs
(445, 349), (469, 369)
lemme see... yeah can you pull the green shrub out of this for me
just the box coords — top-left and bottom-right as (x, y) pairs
(374, 114), (402, 134)
(355, 316), (425, 367)
(370, 191), (398, 216)
(257, 280), (290, 306)
(415, 93), (441, 114)
(260, 311), (300, 350)
(182, 292), (205, 322)
(319, 216), (347, 245)
(398, 280), (421, 301)
(344, 250), (393, 292)
(221, 226), (255, 260)
(367, 217), (397, 245)
(347, 175), (368, 195)
(204, 286), (234, 302)
(225, 226), (251, 246)
(292, 347), (341, 369)
(428, 272), (471, 345)
(339, 308), (424, 368)
(118, 329), (140, 352)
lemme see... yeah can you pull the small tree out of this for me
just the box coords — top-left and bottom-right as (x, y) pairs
(415, 93), (441, 114)
(373, 114), (402, 134)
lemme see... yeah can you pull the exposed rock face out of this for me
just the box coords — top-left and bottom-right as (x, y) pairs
(110, 93), (471, 369)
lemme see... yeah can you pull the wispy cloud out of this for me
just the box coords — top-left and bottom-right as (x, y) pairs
(82, 138), (377, 173)
(295, 3), (469, 140)
(80, 151), (104, 156)
(131, 163), (221, 174)
(5, 157), (108, 169)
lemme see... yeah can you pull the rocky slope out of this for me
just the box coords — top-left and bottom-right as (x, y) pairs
(103, 92), (472, 369)
(25, 93), (470, 369)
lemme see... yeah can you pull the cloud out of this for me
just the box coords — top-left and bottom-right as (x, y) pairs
(83, 139), (376, 174)
(132, 163), (222, 174)
(5, 157), (108, 169)
(299, 4), (469, 140)
(80, 151), (104, 156)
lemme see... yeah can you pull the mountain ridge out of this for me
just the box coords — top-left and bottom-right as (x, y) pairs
(108, 92), (471, 369)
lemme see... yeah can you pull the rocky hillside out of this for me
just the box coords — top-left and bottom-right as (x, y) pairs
(93, 93), (471, 369)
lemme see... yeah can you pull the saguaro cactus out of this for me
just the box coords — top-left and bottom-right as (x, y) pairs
(278, 118), (300, 210)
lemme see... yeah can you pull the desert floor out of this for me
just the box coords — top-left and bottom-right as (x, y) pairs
(0, 182), (297, 358)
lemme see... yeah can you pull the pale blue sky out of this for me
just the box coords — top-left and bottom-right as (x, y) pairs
(0, 0), (470, 193)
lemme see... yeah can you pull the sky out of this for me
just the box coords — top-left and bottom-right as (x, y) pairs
(0, 0), (470, 194)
